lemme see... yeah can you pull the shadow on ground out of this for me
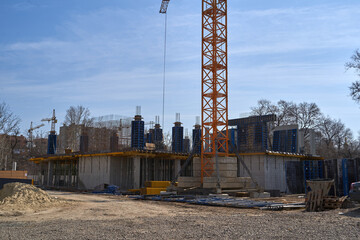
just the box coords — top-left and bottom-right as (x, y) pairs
(343, 208), (360, 218)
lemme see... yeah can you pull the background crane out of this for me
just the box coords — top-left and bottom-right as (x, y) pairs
(41, 109), (58, 154)
(160, 0), (170, 14)
(41, 109), (57, 134)
(27, 122), (44, 151)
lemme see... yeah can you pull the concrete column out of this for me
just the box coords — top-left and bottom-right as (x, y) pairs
(75, 159), (79, 188)
(47, 161), (53, 186)
(68, 161), (72, 187)
(40, 162), (45, 185)
(174, 159), (181, 177)
(133, 157), (141, 189)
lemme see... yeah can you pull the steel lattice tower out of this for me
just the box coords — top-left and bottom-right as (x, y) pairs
(201, 0), (229, 183)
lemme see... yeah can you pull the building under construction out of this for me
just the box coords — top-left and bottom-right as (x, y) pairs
(28, 106), (327, 195)
(26, 0), (360, 197)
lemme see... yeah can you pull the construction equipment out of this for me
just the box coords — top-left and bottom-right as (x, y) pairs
(41, 109), (57, 154)
(41, 109), (57, 134)
(158, 0), (229, 184)
(201, 0), (229, 183)
(159, 0), (171, 129)
(159, 0), (170, 14)
(158, 0), (232, 185)
(27, 122), (44, 150)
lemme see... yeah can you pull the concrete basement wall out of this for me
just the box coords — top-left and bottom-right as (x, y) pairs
(109, 156), (135, 190)
(238, 155), (302, 193)
(78, 156), (111, 190)
(264, 156), (286, 192)
(238, 155), (266, 188)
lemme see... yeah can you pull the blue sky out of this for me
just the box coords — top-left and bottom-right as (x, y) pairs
(1, 0), (360, 137)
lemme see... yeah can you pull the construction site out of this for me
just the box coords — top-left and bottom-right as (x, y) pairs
(1, 0), (360, 239)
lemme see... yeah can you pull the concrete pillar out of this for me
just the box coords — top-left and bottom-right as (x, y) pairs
(74, 159), (78, 188)
(174, 159), (181, 177)
(47, 161), (53, 186)
(68, 161), (72, 187)
(133, 157), (141, 189)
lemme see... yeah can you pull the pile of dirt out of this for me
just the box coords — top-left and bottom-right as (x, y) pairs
(0, 182), (56, 208)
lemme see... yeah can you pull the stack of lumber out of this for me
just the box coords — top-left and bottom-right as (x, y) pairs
(0, 171), (27, 179)
(140, 181), (171, 195)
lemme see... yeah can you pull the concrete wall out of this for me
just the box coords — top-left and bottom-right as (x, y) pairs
(78, 156), (111, 189)
(264, 156), (286, 192)
(110, 156), (135, 190)
(238, 155), (266, 188)
(78, 155), (176, 190)
(237, 155), (301, 193)
(66, 153), (303, 193)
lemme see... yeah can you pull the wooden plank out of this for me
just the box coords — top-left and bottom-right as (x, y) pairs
(0, 171), (27, 179)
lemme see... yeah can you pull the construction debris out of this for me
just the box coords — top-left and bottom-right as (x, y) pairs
(131, 194), (288, 209)
(323, 196), (348, 209)
(305, 179), (346, 212)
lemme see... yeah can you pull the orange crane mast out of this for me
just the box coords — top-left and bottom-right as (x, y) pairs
(201, 0), (229, 183)
(158, 0), (229, 184)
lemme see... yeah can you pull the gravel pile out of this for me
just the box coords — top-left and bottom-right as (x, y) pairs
(0, 182), (55, 208)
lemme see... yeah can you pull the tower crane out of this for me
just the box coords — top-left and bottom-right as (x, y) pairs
(160, 0), (170, 13)
(159, 0), (229, 184)
(201, 0), (229, 183)
(28, 122), (45, 150)
(41, 109), (58, 154)
(41, 109), (57, 134)
(159, 0), (170, 130)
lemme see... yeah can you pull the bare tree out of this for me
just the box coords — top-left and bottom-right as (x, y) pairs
(251, 99), (322, 153)
(251, 99), (321, 133)
(63, 105), (93, 127)
(251, 99), (294, 150)
(318, 116), (345, 148)
(291, 102), (321, 137)
(251, 99), (278, 116)
(335, 127), (353, 153)
(276, 100), (297, 126)
(60, 106), (93, 153)
(341, 138), (360, 159)
(163, 131), (172, 151)
(0, 102), (21, 170)
(346, 49), (360, 102)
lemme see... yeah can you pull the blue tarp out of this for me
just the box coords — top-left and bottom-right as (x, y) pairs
(92, 185), (120, 195)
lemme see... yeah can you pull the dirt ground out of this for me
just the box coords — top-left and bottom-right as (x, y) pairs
(0, 191), (359, 239)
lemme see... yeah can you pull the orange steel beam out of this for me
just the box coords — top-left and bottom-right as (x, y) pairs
(201, 0), (229, 183)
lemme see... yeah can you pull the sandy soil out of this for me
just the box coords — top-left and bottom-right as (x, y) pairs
(0, 191), (359, 239)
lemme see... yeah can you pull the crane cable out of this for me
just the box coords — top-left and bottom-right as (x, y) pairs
(162, 13), (167, 129)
